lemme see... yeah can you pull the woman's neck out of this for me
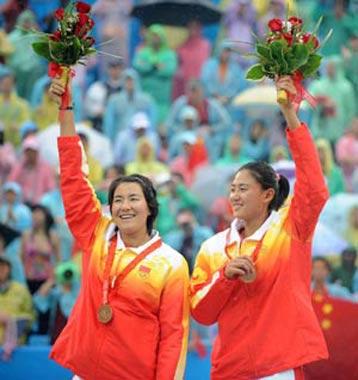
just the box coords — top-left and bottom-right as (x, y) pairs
(241, 212), (270, 238)
(121, 230), (151, 248)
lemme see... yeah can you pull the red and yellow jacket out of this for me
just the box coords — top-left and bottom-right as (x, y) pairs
(50, 136), (189, 380)
(190, 124), (329, 380)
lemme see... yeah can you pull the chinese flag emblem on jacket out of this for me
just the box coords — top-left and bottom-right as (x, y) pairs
(304, 292), (358, 380)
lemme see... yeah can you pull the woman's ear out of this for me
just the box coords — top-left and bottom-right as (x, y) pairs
(263, 188), (275, 205)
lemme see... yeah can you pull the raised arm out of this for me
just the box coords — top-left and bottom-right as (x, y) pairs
(49, 78), (102, 251)
(276, 76), (329, 241)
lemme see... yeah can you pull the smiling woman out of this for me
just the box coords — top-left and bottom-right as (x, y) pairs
(47, 77), (189, 380)
(190, 76), (330, 380)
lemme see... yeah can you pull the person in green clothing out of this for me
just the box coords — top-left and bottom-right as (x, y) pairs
(133, 24), (177, 125)
(0, 66), (31, 148)
(316, 138), (346, 195)
(156, 172), (200, 236)
(313, 0), (352, 57)
(331, 246), (357, 293)
(7, 10), (45, 101)
(125, 137), (169, 180)
(341, 24), (358, 102)
(216, 134), (250, 167)
(308, 55), (356, 145)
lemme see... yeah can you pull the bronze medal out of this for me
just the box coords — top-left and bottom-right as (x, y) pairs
(97, 304), (113, 324)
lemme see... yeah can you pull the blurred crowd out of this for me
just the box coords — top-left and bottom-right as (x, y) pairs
(0, 0), (357, 361)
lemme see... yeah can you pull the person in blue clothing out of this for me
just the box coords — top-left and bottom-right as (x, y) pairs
(164, 208), (213, 274)
(312, 256), (355, 301)
(103, 68), (157, 142)
(33, 261), (80, 344)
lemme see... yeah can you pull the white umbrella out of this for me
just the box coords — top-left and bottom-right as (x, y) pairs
(37, 122), (114, 168)
(191, 164), (238, 209)
(312, 222), (349, 257)
(233, 85), (277, 106)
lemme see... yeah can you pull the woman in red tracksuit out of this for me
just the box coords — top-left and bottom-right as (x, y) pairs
(49, 78), (189, 380)
(190, 77), (329, 380)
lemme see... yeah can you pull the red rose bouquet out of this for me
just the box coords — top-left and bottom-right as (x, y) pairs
(32, 1), (95, 109)
(246, 16), (332, 110)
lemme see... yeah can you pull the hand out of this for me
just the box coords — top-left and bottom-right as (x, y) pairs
(48, 76), (72, 106)
(275, 75), (297, 111)
(224, 256), (256, 283)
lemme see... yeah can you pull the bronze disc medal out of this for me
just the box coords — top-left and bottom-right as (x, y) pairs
(98, 304), (113, 324)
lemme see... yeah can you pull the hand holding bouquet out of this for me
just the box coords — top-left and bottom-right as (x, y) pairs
(246, 16), (332, 110)
(32, 1), (95, 109)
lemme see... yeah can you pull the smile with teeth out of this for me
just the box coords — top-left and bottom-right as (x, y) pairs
(119, 214), (136, 220)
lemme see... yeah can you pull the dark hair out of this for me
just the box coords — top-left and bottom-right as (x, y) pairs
(31, 204), (55, 237)
(313, 256), (332, 272)
(108, 174), (159, 234)
(342, 246), (357, 258)
(237, 161), (290, 211)
(0, 256), (11, 269)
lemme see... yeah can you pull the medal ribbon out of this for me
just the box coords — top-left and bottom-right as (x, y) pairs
(101, 235), (162, 306)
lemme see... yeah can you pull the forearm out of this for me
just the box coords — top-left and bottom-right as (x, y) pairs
(281, 106), (301, 130)
(59, 108), (76, 136)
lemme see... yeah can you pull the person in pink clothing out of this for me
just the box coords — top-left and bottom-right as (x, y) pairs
(173, 21), (211, 99)
(8, 135), (56, 205)
(336, 117), (358, 192)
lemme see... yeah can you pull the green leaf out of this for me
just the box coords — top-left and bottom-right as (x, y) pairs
(300, 54), (322, 77)
(32, 41), (52, 61)
(246, 64), (265, 80)
(291, 43), (309, 67)
(319, 29), (333, 50)
(269, 41), (288, 74)
(256, 44), (272, 61)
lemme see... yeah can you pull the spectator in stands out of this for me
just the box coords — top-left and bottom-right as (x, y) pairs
(113, 111), (160, 167)
(341, 24), (358, 101)
(336, 117), (358, 192)
(78, 132), (104, 188)
(0, 257), (34, 360)
(156, 172), (201, 236)
(241, 119), (270, 161)
(216, 134), (250, 167)
(0, 182), (32, 232)
(174, 20), (211, 98)
(200, 41), (247, 113)
(223, 0), (261, 69)
(125, 137), (169, 182)
(166, 79), (231, 162)
(331, 246), (357, 293)
(31, 75), (83, 123)
(0, 65), (31, 147)
(33, 261), (80, 345)
(7, 9), (45, 100)
(312, 256), (354, 300)
(133, 24), (177, 124)
(168, 105), (199, 160)
(164, 208), (213, 274)
(170, 131), (209, 187)
(308, 55), (356, 145)
(96, 164), (125, 206)
(0, 0), (28, 33)
(32, 81), (59, 131)
(316, 138), (345, 195)
(316, 0), (352, 57)
(344, 206), (358, 249)
(0, 122), (16, 186)
(103, 68), (156, 141)
(41, 172), (74, 262)
(84, 59), (124, 132)
(21, 204), (60, 293)
(8, 135), (56, 205)
(0, 27), (13, 64)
